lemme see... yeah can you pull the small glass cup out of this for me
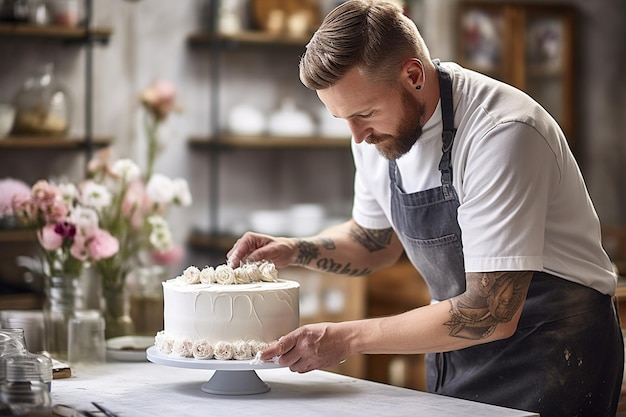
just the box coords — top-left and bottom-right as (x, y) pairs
(68, 310), (105, 365)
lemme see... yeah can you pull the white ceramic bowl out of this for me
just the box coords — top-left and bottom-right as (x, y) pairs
(0, 104), (16, 138)
(249, 210), (288, 235)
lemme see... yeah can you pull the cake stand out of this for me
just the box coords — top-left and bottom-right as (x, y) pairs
(146, 346), (283, 395)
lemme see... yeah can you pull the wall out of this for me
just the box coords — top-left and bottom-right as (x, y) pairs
(1, 0), (625, 272)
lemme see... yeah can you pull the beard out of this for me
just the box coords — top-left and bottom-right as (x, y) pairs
(369, 88), (426, 160)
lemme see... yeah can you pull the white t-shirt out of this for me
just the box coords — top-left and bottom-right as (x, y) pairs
(352, 62), (616, 295)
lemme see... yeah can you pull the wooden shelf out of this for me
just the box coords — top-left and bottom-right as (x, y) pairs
(0, 23), (112, 43)
(0, 136), (112, 149)
(187, 30), (310, 47)
(0, 229), (36, 243)
(187, 231), (237, 253)
(189, 135), (351, 150)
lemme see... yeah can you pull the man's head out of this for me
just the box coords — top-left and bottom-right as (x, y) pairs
(300, 0), (430, 90)
(301, 0), (435, 160)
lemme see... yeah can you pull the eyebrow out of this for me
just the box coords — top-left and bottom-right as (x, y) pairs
(344, 108), (374, 119)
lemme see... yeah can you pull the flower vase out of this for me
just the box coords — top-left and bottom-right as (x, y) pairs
(43, 274), (84, 360)
(102, 287), (135, 339)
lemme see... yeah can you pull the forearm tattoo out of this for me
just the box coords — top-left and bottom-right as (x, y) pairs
(349, 224), (393, 252)
(294, 240), (319, 266)
(445, 271), (532, 340)
(293, 235), (373, 276)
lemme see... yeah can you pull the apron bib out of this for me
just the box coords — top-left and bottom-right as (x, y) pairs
(388, 63), (624, 416)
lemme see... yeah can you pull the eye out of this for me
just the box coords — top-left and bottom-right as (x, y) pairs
(359, 111), (374, 119)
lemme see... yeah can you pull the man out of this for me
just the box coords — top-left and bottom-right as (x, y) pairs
(227, 1), (623, 415)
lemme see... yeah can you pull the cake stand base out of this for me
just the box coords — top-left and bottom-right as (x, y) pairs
(201, 370), (270, 395)
(146, 346), (282, 396)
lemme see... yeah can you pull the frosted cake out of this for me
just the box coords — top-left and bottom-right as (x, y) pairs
(154, 262), (300, 360)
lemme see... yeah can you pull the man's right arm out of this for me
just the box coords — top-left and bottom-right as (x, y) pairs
(227, 219), (403, 275)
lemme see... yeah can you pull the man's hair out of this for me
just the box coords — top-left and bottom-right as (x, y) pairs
(299, 0), (430, 90)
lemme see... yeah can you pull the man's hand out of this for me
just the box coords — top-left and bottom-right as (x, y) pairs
(226, 232), (297, 268)
(261, 323), (353, 373)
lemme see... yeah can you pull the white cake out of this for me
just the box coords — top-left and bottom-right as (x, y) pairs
(155, 262), (300, 360)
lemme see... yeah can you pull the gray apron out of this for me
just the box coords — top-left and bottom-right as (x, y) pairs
(388, 63), (624, 416)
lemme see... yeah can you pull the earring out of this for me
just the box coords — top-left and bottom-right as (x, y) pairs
(415, 85), (422, 90)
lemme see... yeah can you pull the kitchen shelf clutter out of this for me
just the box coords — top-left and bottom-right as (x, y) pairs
(457, 1), (576, 145)
(0, 0), (112, 301)
(186, 0), (353, 252)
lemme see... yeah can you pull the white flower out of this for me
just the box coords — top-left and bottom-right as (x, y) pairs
(111, 158), (141, 181)
(215, 264), (235, 285)
(148, 215), (173, 250)
(69, 205), (99, 237)
(173, 178), (192, 206)
(58, 182), (77, 206)
(192, 339), (214, 360)
(200, 266), (216, 284)
(80, 181), (112, 209)
(146, 173), (175, 204)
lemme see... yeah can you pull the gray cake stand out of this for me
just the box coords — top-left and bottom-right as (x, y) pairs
(146, 346), (282, 395)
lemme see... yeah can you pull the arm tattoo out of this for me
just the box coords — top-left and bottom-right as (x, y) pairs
(349, 224), (393, 252)
(293, 237), (372, 276)
(445, 271), (532, 340)
(294, 240), (319, 266)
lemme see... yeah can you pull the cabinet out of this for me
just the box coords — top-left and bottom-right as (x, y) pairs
(457, 2), (576, 145)
(0, 0), (112, 304)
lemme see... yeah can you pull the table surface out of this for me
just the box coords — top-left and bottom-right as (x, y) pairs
(50, 360), (539, 417)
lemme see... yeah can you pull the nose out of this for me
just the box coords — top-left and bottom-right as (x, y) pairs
(347, 120), (370, 144)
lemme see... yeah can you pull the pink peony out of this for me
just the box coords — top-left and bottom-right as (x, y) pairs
(70, 234), (89, 261)
(151, 244), (184, 265)
(0, 178), (30, 217)
(87, 229), (119, 260)
(37, 224), (63, 250)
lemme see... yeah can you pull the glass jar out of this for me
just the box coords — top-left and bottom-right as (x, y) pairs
(12, 63), (70, 136)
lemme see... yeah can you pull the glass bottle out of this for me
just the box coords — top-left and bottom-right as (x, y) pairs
(12, 63), (70, 136)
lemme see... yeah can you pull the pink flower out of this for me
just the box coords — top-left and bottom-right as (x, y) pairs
(151, 244), (184, 265)
(87, 229), (119, 260)
(141, 79), (177, 120)
(11, 193), (34, 222)
(38, 224), (63, 250)
(70, 234), (88, 261)
(123, 180), (151, 228)
(0, 178), (30, 217)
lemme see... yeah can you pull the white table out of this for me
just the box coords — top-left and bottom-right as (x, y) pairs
(50, 360), (539, 417)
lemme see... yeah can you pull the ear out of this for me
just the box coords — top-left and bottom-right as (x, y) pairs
(402, 58), (424, 90)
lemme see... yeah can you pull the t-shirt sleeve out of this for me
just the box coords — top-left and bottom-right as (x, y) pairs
(459, 121), (560, 273)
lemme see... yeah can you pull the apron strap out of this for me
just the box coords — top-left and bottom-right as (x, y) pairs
(435, 63), (456, 193)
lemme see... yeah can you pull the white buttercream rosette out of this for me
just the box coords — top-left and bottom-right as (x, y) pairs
(154, 331), (175, 355)
(179, 266), (201, 284)
(199, 266), (216, 284)
(213, 341), (234, 360)
(215, 264), (236, 285)
(192, 339), (214, 360)
(172, 338), (194, 357)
